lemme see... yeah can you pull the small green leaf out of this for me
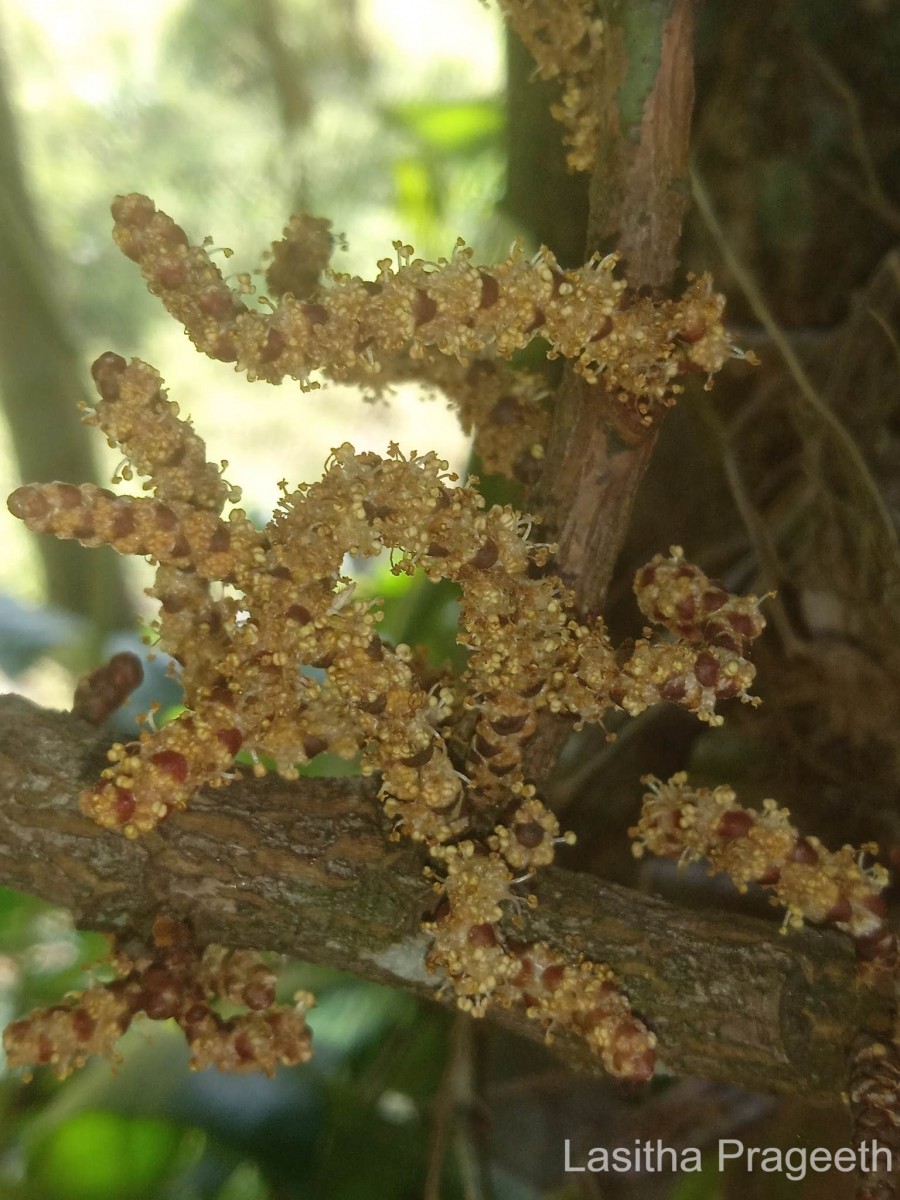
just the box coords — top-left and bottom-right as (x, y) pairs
(384, 100), (503, 153)
(27, 1111), (185, 1200)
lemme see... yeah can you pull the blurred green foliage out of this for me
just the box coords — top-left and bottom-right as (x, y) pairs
(671, 1166), (723, 1200)
(26, 1112), (188, 1200)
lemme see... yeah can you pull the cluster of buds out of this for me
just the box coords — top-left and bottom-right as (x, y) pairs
(72, 650), (144, 726)
(611, 545), (767, 723)
(2, 916), (314, 1080)
(5, 190), (767, 1083)
(634, 547), (766, 655)
(264, 211), (335, 303)
(848, 1034), (900, 1197)
(631, 774), (892, 964)
(495, 0), (603, 172)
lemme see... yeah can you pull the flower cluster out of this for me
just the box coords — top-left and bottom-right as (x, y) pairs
(5, 190), (764, 1083)
(424, 843), (656, 1081)
(7, 335), (769, 1077)
(2, 916), (314, 1080)
(848, 1034), (900, 1198)
(109, 194), (734, 429)
(495, 0), (602, 172)
(630, 774), (892, 963)
(219, 203), (552, 478)
(8, 353), (766, 844)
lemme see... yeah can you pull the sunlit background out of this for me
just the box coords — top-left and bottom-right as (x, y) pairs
(0, 0), (508, 704)
(0, 4), (511, 1196)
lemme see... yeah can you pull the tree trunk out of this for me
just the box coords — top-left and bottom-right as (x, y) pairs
(0, 53), (132, 643)
(0, 694), (886, 1101)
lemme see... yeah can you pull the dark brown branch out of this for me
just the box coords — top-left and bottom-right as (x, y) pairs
(590, 0), (696, 287)
(0, 694), (886, 1100)
(526, 0), (698, 781)
(539, 0), (697, 615)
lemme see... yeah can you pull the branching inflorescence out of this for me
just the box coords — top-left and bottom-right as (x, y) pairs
(109, 193), (733, 429)
(8, 186), (884, 1088)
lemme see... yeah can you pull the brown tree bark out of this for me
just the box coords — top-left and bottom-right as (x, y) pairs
(540, 0), (697, 612)
(0, 694), (886, 1101)
(525, 0), (698, 781)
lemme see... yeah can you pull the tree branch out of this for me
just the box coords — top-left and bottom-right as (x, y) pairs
(540, 0), (697, 614)
(525, 0), (697, 780)
(0, 694), (885, 1100)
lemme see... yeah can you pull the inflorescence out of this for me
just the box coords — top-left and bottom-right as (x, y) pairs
(7, 189), (884, 1085)
(494, 0), (602, 172)
(3, 916), (314, 1080)
(109, 193), (734, 432)
(631, 774), (893, 968)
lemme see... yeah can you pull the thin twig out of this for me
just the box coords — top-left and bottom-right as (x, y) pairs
(424, 1028), (457, 1200)
(425, 1015), (494, 1200)
(806, 44), (892, 215)
(691, 169), (900, 558)
(692, 397), (802, 655)
(828, 166), (900, 236)
(867, 300), (900, 378)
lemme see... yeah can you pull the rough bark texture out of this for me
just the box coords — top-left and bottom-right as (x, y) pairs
(0, 693), (886, 1101)
(590, 0), (696, 287)
(539, 0), (697, 615)
(524, 0), (698, 783)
